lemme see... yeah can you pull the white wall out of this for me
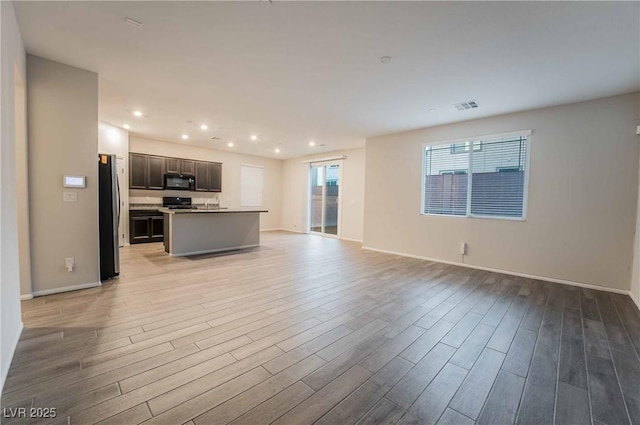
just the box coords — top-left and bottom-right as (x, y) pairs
(1, 0), (26, 391)
(28, 55), (100, 295)
(129, 137), (283, 230)
(281, 148), (365, 242)
(98, 122), (130, 246)
(15, 60), (30, 298)
(364, 93), (639, 291)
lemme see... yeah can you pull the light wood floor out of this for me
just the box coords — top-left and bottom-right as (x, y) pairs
(2, 231), (640, 425)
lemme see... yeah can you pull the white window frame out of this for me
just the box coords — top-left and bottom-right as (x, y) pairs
(450, 141), (482, 154)
(420, 129), (532, 221)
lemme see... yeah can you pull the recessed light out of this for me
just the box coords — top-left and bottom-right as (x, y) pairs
(275, 148), (280, 153)
(380, 56), (392, 63)
(250, 135), (257, 141)
(133, 110), (143, 117)
(123, 124), (130, 129)
(309, 141), (316, 146)
(228, 142), (234, 147)
(181, 134), (189, 140)
(200, 124), (208, 130)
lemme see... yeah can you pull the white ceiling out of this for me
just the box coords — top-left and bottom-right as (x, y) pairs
(14, 1), (640, 159)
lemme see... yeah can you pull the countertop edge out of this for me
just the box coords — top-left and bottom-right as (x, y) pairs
(158, 208), (268, 214)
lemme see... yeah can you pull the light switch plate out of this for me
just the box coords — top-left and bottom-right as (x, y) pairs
(63, 192), (78, 202)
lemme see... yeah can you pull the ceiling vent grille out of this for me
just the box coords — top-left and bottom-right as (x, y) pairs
(124, 17), (143, 28)
(453, 100), (479, 111)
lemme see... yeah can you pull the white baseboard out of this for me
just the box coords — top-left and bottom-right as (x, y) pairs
(260, 228), (286, 232)
(20, 294), (33, 300)
(630, 290), (640, 311)
(362, 245), (631, 296)
(1, 321), (23, 393)
(32, 281), (102, 297)
(278, 228), (362, 243)
(279, 228), (307, 234)
(170, 244), (260, 257)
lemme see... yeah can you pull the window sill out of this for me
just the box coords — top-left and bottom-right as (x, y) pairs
(420, 212), (526, 222)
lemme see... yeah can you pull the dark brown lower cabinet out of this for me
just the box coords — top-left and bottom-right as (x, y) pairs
(151, 216), (164, 239)
(130, 210), (164, 244)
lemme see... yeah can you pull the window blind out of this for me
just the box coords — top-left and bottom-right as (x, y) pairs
(240, 164), (264, 207)
(423, 144), (469, 216)
(470, 137), (527, 217)
(422, 132), (529, 219)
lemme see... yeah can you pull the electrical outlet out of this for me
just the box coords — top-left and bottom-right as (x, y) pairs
(65, 257), (75, 272)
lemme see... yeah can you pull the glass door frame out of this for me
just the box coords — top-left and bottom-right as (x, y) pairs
(308, 160), (343, 238)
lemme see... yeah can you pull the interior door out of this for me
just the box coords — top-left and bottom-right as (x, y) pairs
(309, 161), (341, 237)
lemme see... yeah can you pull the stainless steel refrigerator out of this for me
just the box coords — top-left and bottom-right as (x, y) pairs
(98, 153), (120, 280)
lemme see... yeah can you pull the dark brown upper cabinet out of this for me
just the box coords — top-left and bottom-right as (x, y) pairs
(130, 153), (221, 191)
(165, 157), (180, 174)
(129, 153), (148, 189)
(166, 158), (195, 176)
(207, 162), (222, 192)
(147, 155), (166, 190)
(195, 161), (222, 192)
(180, 160), (196, 176)
(194, 161), (209, 191)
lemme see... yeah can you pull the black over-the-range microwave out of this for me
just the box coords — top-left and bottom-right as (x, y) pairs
(164, 174), (195, 191)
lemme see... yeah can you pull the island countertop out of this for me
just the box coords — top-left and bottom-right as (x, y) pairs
(158, 207), (268, 214)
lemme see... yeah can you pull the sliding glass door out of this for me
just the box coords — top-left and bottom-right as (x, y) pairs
(309, 161), (341, 236)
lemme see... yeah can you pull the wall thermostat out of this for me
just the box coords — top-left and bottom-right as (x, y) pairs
(63, 175), (86, 188)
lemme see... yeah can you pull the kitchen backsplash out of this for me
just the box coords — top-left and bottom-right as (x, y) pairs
(130, 193), (221, 207)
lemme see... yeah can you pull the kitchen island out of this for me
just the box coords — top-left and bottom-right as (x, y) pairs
(159, 208), (268, 257)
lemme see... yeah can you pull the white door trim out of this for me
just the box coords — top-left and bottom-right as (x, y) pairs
(308, 160), (343, 238)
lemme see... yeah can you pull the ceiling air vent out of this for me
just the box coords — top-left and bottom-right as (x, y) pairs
(124, 17), (143, 28)
(453, 100), (479, 111)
